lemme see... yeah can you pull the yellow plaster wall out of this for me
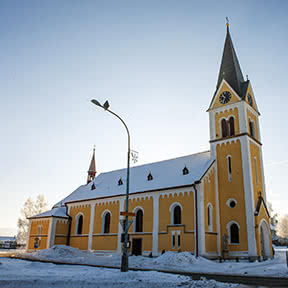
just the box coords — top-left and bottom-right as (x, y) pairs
(70, 204), (91, 235)
(28, 219), (50, 250)
(70, 236), (89, 250)
(204, 169), (217, 232)
(215, 107), (239, 139)
(92, 235), (117, 250)
(247, 110), (259, 141)
(93, 201), (119, 234)
(205, 233), (218, 252)
(249, 142), (263, 206)
(55, 220), (69, 235)
(211, 82), (241, 110)
(54, 219), (69, 246)
(159, 191), (194, 232)
(216, 140), (248, 252)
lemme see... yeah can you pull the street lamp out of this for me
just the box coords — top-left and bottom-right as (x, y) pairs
(91, 99), (131, 272)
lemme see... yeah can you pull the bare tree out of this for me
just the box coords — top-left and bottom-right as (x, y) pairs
(277, 215), (288, 238)
(17, 195), (49, 245)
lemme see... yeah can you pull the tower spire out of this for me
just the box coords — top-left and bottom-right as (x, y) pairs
(216, 20), (245, 96)
(87, 146), (97, 184)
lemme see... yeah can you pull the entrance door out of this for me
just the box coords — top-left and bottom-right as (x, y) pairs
(260, 221), (271, 259)
(132, 238), (142, 256)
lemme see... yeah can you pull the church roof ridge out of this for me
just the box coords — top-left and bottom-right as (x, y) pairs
(100, 150), (211, 176)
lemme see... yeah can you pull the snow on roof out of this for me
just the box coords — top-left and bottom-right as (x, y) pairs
(56, 151), (213, 205)
(0, 236), (16, 242)
(29, 206), (69, 219)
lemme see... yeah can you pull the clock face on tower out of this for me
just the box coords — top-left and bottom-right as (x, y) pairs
(219, 91), (232, 104)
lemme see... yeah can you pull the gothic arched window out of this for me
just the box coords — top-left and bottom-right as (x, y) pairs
(229, 117), (235, 136)
(135, 209), (143, 232)
(230, 223), (239, 244)
(103, 212), (111, 234)
(76, 214), (83, 235)
(173, 205), (181, 225)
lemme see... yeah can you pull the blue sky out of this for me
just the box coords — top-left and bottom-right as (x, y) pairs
(1, 0), (288, 232)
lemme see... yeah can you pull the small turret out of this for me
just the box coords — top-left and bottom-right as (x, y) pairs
(87, 146), (96, 184)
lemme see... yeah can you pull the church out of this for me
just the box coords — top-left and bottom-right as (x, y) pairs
(27, 23), (272, 260)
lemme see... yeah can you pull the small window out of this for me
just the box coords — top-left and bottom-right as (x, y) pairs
(227, 156), (232, 182)
(147, 172), (153, 181)
(91, 183), (96, 190)
(118, 178), (123, 186)
(177, 234), (181, 248)
(183, 166), (189, 175)
(221, 119), (228, 138)
(173, 205), (181, 225)
(77, 215), (83, 235)
(230, 223), (239, 244)
(103, 212), (111, 234)
(172, 234), (175, 248)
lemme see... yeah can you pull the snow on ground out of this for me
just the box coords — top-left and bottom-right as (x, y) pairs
(0, 258), (238, 288)
(16, 245), (288, 278)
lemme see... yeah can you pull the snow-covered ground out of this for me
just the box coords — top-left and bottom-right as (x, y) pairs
(0, 257), (238, 288)
(14, 245), (288, 277)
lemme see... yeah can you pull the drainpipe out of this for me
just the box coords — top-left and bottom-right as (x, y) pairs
(193, 180), (201, 258)
(65, 205), (72, 246)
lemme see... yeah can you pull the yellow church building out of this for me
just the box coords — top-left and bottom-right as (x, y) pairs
(27, 24), (272, 261)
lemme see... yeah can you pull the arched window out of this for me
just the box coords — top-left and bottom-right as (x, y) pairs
(229, 117), (235, 136)
(173, 205), (181, 225)
(207, 204), (213, 232)
(103, 212), (111, 234)
(221, 119), (228, 138)
(135, 209), (143, 232)
(76, 214), (83, 235)
(230, 223), (239, 244)
(249, 119), (255, 138)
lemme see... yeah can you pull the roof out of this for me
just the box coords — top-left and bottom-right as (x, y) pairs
(216, 26), (245, 97)
(29, 206), (69, 219)
(0, 236), (16, 242)
(56, 151), (213, 205)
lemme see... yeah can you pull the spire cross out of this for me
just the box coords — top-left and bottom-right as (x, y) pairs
(226, 17), (229, 27)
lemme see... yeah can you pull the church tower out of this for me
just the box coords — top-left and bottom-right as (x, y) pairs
(87, 147), (97, 184)
(208, 22), (272, 259)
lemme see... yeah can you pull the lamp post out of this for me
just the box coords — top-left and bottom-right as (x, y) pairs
(91, 99), (130, 272)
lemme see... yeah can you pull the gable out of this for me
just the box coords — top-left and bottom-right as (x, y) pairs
(254, 195), (270, 218)
(208, 79), (241, 111)
(242, 82), (259, 113)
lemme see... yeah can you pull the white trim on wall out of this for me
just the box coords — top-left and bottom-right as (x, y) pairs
(152, 193), (159, 256)
(88, 202), (96, 250)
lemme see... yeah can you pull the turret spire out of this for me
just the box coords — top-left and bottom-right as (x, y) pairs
(216, 20), (245, 97)
(87, 146), (97, 184)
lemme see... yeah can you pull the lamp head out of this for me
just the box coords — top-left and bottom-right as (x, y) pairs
(91, 99), (102, 108)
